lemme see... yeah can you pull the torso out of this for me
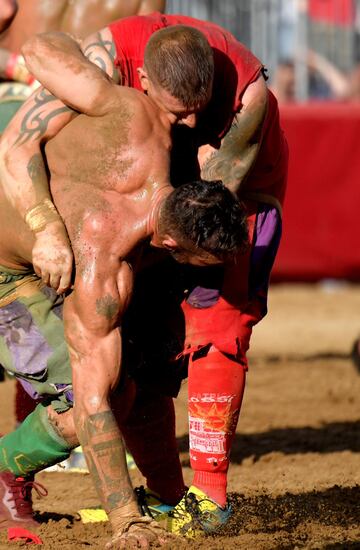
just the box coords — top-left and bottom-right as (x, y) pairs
(0, 86), (171, 269)
(48, 88), (171, 261)
(0, 0), (152, 50)
(109, 14), (288, 205)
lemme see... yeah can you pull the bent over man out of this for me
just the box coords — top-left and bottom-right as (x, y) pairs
(11, 14), (288, 537)
(0, 49), (248, 547)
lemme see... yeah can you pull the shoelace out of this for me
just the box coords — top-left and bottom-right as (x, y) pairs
(134, 486), (153, 518)
(168, 492), (223, 534)
(10, 477), (48, 518)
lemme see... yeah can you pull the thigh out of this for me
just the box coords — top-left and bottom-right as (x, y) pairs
(0, 282), (72, 412)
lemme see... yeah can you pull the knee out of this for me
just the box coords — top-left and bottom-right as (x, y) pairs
(47, 406), (78, 446)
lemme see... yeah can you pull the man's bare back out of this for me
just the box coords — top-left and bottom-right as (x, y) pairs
(0, 0), (166, 49)
(47, 86), (172, 265)
(0, 85), (171, 272)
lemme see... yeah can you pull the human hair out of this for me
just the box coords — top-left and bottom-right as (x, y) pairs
(161, 180), (249, 262)
(144, 25), (214, 108)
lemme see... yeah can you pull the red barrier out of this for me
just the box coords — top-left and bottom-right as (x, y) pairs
(272, 102), (360, 281)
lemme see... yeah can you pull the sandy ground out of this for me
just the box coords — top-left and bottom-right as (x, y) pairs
(0, 283), (359, 549)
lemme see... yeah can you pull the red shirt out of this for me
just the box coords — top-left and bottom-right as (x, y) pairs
(109, 13), (288, 208)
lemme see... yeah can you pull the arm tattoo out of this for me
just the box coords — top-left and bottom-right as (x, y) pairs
(201, 109), (265, 192)
(27, 153), (46, 196)
(83, 32), (117, 80)
(15, 88), (71, 146)
(79, 410), (134, 512)
(96, 294), (120, 320)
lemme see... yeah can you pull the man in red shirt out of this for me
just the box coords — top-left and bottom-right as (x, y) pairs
(3, 14), (288, 538)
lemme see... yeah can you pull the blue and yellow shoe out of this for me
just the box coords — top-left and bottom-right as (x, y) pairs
(165, 485), (232, 538)
(134, 486), (175, 521)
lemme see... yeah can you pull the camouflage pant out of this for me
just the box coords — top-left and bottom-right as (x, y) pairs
(0, 265), (73, 412)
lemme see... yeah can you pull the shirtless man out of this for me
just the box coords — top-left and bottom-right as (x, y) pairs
(0, 0), (166, 77)
(0, 0), (166, 132)
(16, 18), (288, 536)
(0, 0), (166, 425)
(0, 46), (248, 547)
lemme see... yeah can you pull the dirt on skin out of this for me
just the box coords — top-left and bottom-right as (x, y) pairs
(0, 283), (359, 549)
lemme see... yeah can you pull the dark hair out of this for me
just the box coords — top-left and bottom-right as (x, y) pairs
(161, 180), (249, 262)
(144, 25), (214, 108)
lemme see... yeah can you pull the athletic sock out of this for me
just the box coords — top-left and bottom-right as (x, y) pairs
(187, 347), (246, 508)
(0, 402), (73, 476)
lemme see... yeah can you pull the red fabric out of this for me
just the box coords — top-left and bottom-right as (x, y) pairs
(273, 102), (360, 281)
(188, 349), (246, 507)
(182, 203), (257, 367)
(109, 13), (288, 208)
(309, 0), (354, 26)
(109, 13), (262, 145)
(8, 527), (42, 544)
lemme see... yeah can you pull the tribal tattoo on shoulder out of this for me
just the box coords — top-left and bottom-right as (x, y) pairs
(82, 31), (118, 81)
(15, 88), (71, 146)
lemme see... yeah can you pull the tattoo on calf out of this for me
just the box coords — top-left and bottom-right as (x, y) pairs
(15, 88), (71, 146)
(79, 411), (134, 512)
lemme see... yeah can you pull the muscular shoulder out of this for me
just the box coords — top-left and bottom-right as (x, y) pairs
(109, 86), (171, 148)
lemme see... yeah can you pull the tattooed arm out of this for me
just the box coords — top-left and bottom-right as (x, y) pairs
(22, 30), (119, 115)
(199, 75), (268, 194)
(22, 27), (120, 90)
(0, 28), (119, 292)
(0, 87), (76, 291)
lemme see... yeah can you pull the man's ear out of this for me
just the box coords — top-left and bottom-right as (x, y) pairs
(137, 67), (149, 92)
(161, 235), (178, 251)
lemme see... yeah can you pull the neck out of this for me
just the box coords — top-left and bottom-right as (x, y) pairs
(146, 184), (172, 243)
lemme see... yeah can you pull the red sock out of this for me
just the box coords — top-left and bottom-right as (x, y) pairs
(188, 347), (246, 508)
(118, 391), (185, 505)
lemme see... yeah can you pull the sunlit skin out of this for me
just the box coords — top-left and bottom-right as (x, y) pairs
(137, 67), (210, 128)
(2, 24), (270, 292)
(0, 35), (236, 545)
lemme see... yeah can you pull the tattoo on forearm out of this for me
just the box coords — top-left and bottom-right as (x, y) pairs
(96, 294), (119, 320)
(78, 410), (134, 512)
(15, 88), (71, 146)
(201, 107), (264, 192)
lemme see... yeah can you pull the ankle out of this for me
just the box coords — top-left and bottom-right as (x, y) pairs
(193, 471), (227, 508)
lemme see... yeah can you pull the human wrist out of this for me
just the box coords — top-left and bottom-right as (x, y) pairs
(108, 501), (141, 532)
(5, 52), (35, 84)
(24, 198), (61, 233)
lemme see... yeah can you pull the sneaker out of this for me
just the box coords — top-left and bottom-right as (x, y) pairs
(0, 471), (47, 530)
(134, 485), (175, 521)
(165, 485), (231, 538)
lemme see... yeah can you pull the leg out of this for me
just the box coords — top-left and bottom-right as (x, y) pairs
(118, 260), (187, 505)
(116, 387), (185, 506)
(0, 271), (77, 530)
(182, 201), (282, 507)
(15, 379), (36, 425)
